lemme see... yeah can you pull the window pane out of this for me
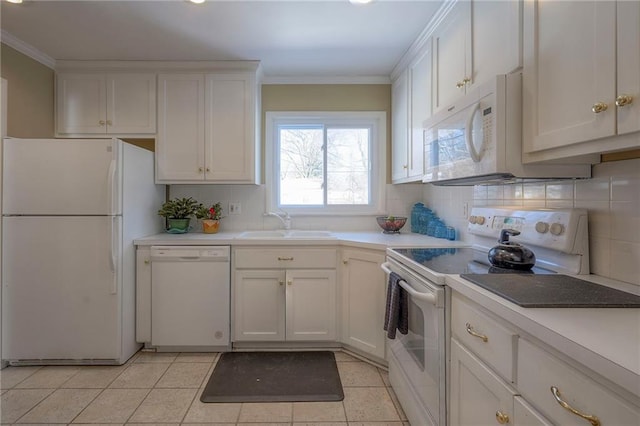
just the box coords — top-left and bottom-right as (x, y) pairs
(327, 127), (370, 205)
(279, 125), (324, 206)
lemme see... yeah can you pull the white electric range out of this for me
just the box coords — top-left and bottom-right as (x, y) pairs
(381, 207), (594, 426)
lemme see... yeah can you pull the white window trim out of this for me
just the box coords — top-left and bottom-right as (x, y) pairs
(265, 111), (387, 216)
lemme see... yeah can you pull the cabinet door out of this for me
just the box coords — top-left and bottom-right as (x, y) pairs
(471, 0), (522, 88)
(156, 74), (205, 182)
(408, 42), (432, 181)
(617, 1), (640, 136)
(107, 74), (156, 134)
(450, 338), (516, 426)
(432, 0), (471, 112)
(135, 248), (151, 343)
(205, 73), (257, 183)
(234, 270), (285, 341)
(56, 73), (107, 134)
(391, 69), (409, 182)
(514, 396), (553, 426)
(523, 0), (616, 153)
(285, 269), (337, 341)
(341, 249), (386, 359)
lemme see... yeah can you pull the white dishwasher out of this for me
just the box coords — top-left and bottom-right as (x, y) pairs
(150, 246), (230, 351)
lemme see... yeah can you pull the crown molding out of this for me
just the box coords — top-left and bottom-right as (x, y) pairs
(1, 30), (56, 69)
(262, 75), (390, 85)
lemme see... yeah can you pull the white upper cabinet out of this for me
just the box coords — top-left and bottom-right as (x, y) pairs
(433, 0), (522, 113)
(392, 39), (432, 184)
(56, 73), (156, 136)
(432, 0), (472, 112)
(156, 70), (259, 184)
(523, 0), (640, 160)
(391, 69), (410, 183)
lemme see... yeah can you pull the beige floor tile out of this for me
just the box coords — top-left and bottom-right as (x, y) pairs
(0, 367), (42, 390)
(15, 366), (79, 389)
(292, 401), (346, 422)
(182, 424), (234, 426)
(292, 423), (347, 426)
(128, 388), (197, 423)
(155, 362), (212, 388)
(348, 422), (405, 426)
(378, 367), (391, 387)
(387, 386), (407, 421)
(134, 352), (178, 363)
(183, 398), (242, 423)
(332, 351), (359, 362)
(72, 388), (149, 423)
(342, 387), (401, 422)
(62, 366), (127, 389)
(238, 402), (293, 423)
(176, 353), (219, 363)
(0, 389), (53, 423)
(337, 362), (384, 387)
(68, 424), (123, 426)
(236, 424), (290, 426)
(108, 363), (170, 388)
(16, 388), (101, 423)
(127, 424), (179, 426)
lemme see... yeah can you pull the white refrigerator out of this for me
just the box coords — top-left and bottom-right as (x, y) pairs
(2, 138), (165, 365)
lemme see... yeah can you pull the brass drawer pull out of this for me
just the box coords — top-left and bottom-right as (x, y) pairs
(466, 323), (488, 342)
(277, 256), (294, 261)
(550, 386), (600, 426)
(591, 102), (608, 114)
(616, 94), (633, 107)
(495, 410), (510, 424)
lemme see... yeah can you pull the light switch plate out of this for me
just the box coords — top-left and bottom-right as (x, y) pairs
(229, 202), (241, 215)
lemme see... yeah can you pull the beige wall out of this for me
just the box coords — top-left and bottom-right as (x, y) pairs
(1, 43), (54, 138)
(262, 84), (392, 182)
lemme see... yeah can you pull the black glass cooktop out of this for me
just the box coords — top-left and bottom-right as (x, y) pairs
(461, 274), (640, 308)
(391, 247), (554, 275)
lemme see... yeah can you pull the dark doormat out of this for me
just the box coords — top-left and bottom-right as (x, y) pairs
(200, 351), (344, 403)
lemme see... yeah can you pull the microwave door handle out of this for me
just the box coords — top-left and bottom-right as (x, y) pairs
(465, 102), (483, 162)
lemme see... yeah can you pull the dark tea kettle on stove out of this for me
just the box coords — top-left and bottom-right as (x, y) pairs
(488, 229), (536, 270)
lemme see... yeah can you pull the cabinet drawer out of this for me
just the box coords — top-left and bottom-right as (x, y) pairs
(518, 338), (640, 425)
(234, 248), (337, 269)
(451, 294), (517, 382)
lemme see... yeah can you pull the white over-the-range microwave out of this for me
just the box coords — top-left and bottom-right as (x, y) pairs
(422, 72), (592, 186)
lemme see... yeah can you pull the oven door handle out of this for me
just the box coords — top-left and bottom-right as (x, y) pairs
(381, 262), (437, 305)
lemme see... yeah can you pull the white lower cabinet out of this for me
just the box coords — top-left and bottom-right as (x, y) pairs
(450, 338), (516, 426)
(451, 292), (640, 426)
(233, 247), (337, 342)
(518, 338), (640, 426)
(340, 248), (386, 359)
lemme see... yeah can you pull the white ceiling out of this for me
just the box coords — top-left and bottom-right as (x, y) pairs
(1, 0), (443, 81)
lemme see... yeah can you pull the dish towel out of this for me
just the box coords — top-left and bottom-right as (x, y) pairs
(384, 271), (409, 339)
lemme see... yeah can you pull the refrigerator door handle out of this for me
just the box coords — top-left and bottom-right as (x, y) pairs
(107, 158), (117, 215)
(109, 216), (118, 294)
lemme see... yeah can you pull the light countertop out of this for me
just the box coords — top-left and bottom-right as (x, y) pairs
(134, 231), (469, 250)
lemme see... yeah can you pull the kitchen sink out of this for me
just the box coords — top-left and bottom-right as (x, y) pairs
(237, 230), (335, 239)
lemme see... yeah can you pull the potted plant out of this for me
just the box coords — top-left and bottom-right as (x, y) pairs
(195, 202), (224, 234)
(157, 197), (200, 233)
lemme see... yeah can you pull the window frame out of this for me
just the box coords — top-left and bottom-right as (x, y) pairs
(265, 111), (387, 216)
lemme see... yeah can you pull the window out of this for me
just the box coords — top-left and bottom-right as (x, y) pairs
(266, 111), (386, 215)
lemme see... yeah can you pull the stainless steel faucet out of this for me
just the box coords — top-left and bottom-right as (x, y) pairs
(264, 210), (291, 230)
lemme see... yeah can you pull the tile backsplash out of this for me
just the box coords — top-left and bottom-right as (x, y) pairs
(170, 183), (424, 233)
(423, 158), (640, 286)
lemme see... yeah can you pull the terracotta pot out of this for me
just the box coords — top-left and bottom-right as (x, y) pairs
(202, 219), (220, 234)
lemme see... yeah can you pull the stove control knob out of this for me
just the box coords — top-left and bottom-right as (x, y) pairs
(550, 223), (565, 236)
(535, 221), (549, 234)
(476, 216), (486, 225)
(469, 215), (476, 224)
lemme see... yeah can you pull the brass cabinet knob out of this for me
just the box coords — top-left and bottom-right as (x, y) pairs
(99, 120), (106, 126)
(287, 280), (293, 286)
(495, 411), (510, 424)
(403, 165), (408, 169)
(279, 280), (284, 286)
(144, 260), (149, 265)
(462, 77), (471, 85)
(456, 81), (465, 89)
(106, 120), (112, 126)
(615, 94), (634, 107)
(206, 167), (210, 172)
(342, 259), (348, 265)
(591, 102), (608, 114)
(198, 167), (203, 173)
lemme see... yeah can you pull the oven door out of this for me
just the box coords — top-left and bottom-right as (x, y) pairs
(382, 258), (446, 426)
